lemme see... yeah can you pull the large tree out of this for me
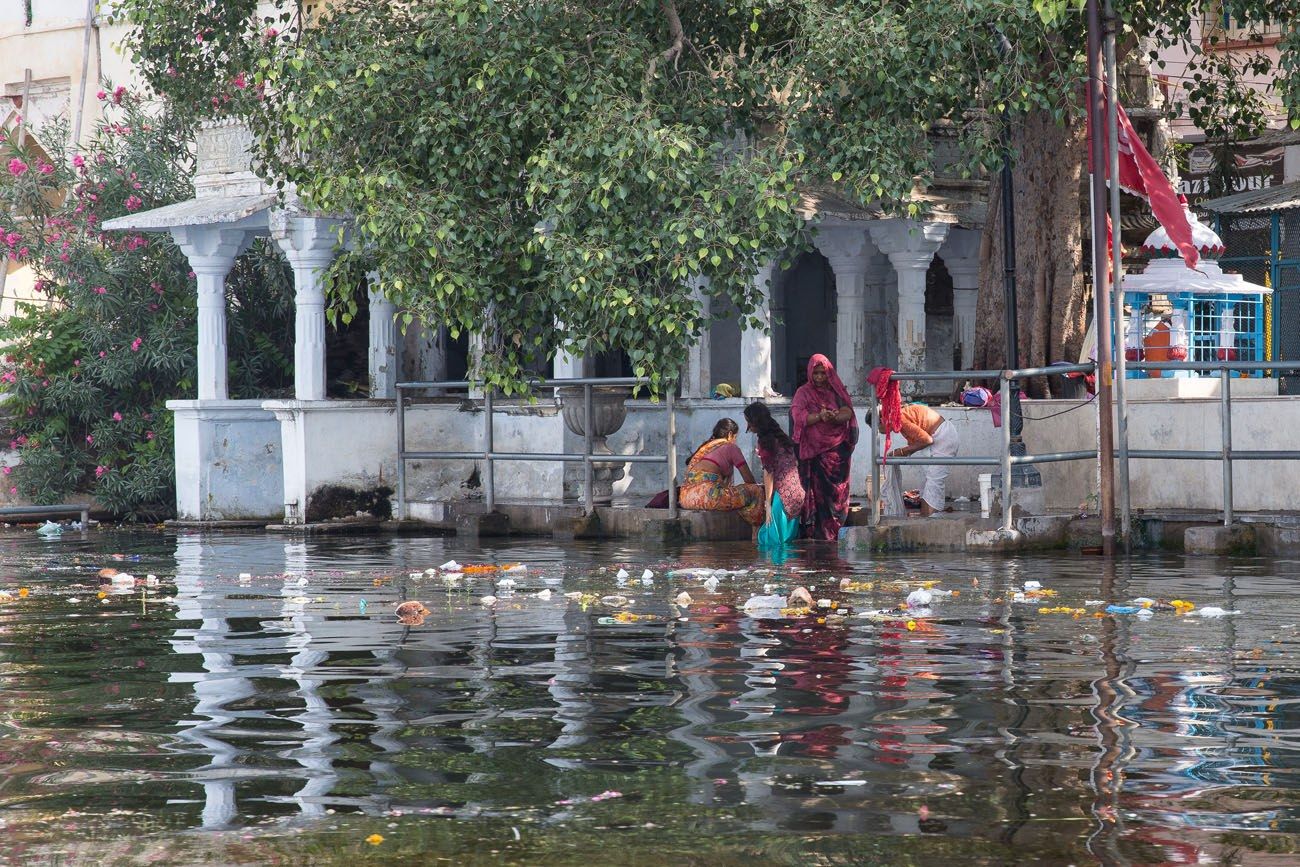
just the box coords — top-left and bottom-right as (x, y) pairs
(113, 0), (1300, 394)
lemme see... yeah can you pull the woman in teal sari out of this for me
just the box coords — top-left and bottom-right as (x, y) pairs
(744, 402), (806, 548)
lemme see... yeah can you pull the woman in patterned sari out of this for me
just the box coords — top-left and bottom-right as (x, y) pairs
(790, 354), (857, 541)
(744, 402), (806, 548)
(678, 418), (765, 527)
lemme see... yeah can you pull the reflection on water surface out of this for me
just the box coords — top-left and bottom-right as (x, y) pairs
(1, 530), (1299, 864)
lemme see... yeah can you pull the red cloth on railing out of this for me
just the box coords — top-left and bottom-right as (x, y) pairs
(866, 367), (901, 459)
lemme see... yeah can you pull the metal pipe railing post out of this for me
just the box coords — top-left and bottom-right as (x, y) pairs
(667, 387), (679, 519)
(583, 384), (594, 513)
(484, 390), (495, 513)
(1104, 0), (1131, 552)
(396, 386), (408, 520)
(1001, 374), (1014, 531)
(868, 382), (881, 528)
(1221, 366), (1233, 526)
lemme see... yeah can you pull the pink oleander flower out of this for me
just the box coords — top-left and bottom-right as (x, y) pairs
(96, 89), (106, 100)
(85, 435), (93, 444)
(72, 154), (85, 168)
(145, 431), (155, 441)
(93, 286), (107, 295)
(112, 85), (127, 104)
(98, 351), (106, 358)
(9, 487), (16, 496)
(232, 72), (248, 90)
(124, 195), (143, 212)
(3, 466), (11, 476)
(95, 465), (108, 478)
(112, 412), (122, 421)
(37, 162), (54, 175)
(264, 27), (279, 38)
(7, 158), (27, 176)
(130, 337), (142, 352)
(166, 66), (177, 78)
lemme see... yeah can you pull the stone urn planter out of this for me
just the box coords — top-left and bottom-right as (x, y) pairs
(557, 386), (631, 504)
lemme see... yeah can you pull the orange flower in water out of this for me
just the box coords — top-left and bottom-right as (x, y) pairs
(905, 620), (917, 631)
(96, 591), (107, 599)
(365, 833), (384, 846)
(461, 564), (499, 575)
(18, 588), (28, 598)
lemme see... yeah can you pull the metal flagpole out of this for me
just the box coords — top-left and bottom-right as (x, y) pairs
(1087, 0), (1117, 555)
(1104, 0), (1131, 549)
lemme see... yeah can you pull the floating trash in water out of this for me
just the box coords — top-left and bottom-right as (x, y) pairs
(840, 579), (874, 592)
(36, 521), (62, 537)
(395, 601), (429, 618)
(496, 577), (517, 590)
(359, 598), (368, 613)
(145, 575), (159, 587)
(1024, 581), (1042, 591)
(1171, 599), (1195, 614)
(673, 591), (693, 607)
(1136, 608), (1154, 621)
(615, 568), (630, 580)
(641, 569), (654, 585)
(1105, 605), (1140, 614)
(440, 560), (462, 572)
(598, 612), (659, 625)
(1193, 606), (1240, 618)
(534, 588), (552, 600)
(742, 594), (787, 616)
(503, 563), (528, 573)
(906, 588), (933, 608)
(702, 576), (720, 593)
(1132, 597), (1156, 608)
(600, 594), (630, 607)
(479, 595), (498, 606)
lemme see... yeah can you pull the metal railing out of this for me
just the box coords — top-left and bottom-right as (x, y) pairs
(867, 363), (1098, 531)
(1123, 359), (1300, 526)
(394, 376), (678, 519)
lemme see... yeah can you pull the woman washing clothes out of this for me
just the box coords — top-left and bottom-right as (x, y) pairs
(677, 418), (765, 529)
(876, 401), (960, 517)
(790, 354), (858, 540)
(744, 402), (806, 548)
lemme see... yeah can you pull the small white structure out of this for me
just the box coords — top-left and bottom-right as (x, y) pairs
(104, 120), (401, 522)
(1122, 207), (1273, 388)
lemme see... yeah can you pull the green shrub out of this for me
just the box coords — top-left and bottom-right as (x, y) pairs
(0, 90), (293, 519)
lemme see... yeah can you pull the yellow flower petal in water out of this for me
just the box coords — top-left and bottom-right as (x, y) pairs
(365, 834), (384, 846)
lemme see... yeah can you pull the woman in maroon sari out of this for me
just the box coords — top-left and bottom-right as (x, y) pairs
(790, 354), (857, 540)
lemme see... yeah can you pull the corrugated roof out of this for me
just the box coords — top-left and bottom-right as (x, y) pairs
(1198, 179), (1300, 214)
(102, 193), (277, 232)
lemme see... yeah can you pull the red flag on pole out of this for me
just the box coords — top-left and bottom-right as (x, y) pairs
(1087, 87), (1198, 270)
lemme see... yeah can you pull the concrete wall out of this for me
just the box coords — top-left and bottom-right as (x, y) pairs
(169, 400), (284, 521)
(1024, 394), (1300, 513)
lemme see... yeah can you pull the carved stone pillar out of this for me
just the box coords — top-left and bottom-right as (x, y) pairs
(940, 228), (981, 370)
(814, 226), (873, 395)
(868, 220), (950, 393)
(683, 277), (712, 398)
(741, 262), (775, 398)
(274, 215), (350, 401)
(366, 271), (398, 398)
(170, 226), (252, 401)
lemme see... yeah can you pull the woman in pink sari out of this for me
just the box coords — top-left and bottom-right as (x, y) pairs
(790, 354), (857, 540)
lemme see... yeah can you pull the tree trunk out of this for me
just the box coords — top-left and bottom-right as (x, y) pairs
(974, 106), (1089, 397)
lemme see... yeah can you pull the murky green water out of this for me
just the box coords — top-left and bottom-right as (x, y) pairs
(1, 530), (1299, 865)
